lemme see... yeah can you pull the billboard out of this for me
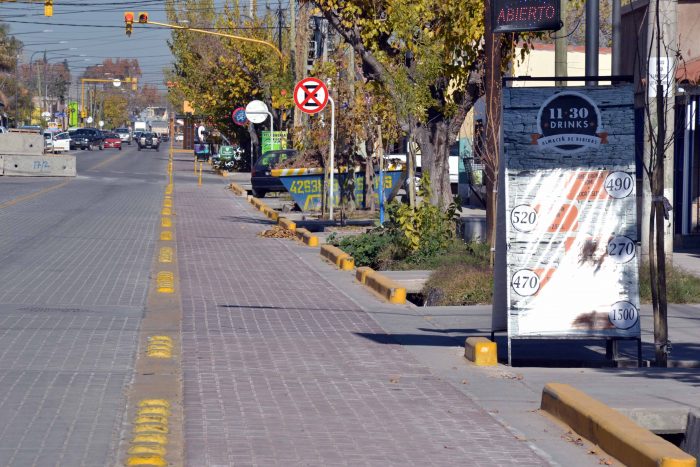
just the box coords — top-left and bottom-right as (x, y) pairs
(261, 130), (288, 154)
(498, 85), (640, 341)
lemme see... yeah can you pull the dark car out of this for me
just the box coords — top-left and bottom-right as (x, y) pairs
(251, 149), (297, 198)
(71, 128), (104, 150)
(138, 132), (159, 151)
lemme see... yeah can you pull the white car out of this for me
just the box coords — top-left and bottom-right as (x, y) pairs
(51, 132), (71, 153)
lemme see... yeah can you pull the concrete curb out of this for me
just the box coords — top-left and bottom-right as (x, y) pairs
(464, 337), (497, 366)
(320, 244), (355, 271)
(229, 183), (246, 196)
(541, 383), (697, 467)
(294, 228), (319, 247)
(247, 196), (279, 222)
(278, 217), (296, 232)
(355, 266), (407, 304)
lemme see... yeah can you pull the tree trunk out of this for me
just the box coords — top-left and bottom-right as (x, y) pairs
(416, 121), (452, 207)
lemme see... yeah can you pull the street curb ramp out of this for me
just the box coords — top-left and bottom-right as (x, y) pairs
(541, 383), (696, 467)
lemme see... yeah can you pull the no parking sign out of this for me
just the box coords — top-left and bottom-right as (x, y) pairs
(293, 78), (329, 114)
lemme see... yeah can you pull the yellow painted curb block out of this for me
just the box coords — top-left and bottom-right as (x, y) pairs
(147, 335), (173, 358)
(320, 244), (355, 270)
(160, 217), (172, 228)
(464, 337), (497, 366)
(132, 434), (168, 445)
(158, 247), (173, 264)
(137, 407), (169, 417)
(229, 183), (246, 195)
(128, 445), (166, 456)
(355, 267), (407, 304)
(135, 415), (169, 425)
(541, 383), (696, 467)
(278, 217), (296, 232)
(161, 207), (172, 216)
(156, 272), (174, 294)
(160, 231), (173, 241)
(133, 424), (169, 434)
(165, 184), (173, 195)
(163, 198), (172, 208)
(139, 399), (170, 409)
(295, 228), (319, 247)
(126, 455), (167, 466)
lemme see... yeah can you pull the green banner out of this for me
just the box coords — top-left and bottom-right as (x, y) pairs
(261, 131), (288, 154)
(68, 101), (79, 127)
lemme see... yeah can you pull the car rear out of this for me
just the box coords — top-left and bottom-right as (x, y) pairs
(104, 133), (122, 150)
(115, 128), (131, 145)
(251, 149), (297, 197)
(138, 133), (159, 151)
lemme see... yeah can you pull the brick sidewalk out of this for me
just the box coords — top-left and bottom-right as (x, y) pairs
(174, 165), (546, 466)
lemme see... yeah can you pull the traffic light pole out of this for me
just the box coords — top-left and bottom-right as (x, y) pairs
(128, 16), (285, 69)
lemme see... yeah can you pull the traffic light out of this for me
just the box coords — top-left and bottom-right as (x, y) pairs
(138, 12), (148, 23)
(80, 109), (87, 119)
(124, 12), (134, 37)
(44, 0), (53, 17)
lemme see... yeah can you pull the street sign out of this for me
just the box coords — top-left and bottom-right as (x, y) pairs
(86, 116), (94, 124)
(232, 107), (248, 126)
(98, 121), (104, 128)
(54, 112), (65, 118)
(294, 77), (329, 114)
(112, 79), (122, 88)
(41, 111), (51, 118)
(245, 100), (269, 124)
(491, 0), (561, 33)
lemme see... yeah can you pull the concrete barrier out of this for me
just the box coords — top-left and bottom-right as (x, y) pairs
(320, 244), (355, 270)
(464, 337), (497, 366)
(355, 266), (407, 304)
(682, 412), (700, 460)
(0, 132), (43, 155)
(2, 155), (76, 176)
(295, 228), (319, 247)
(541, 383), (696, 467)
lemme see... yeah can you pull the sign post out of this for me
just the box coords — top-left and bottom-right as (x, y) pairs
(293, 77), (332, 218)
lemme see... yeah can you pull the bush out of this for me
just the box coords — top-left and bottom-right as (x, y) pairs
(423, 262), (493, 306)
(327, 229), (397, 269)
(639, 261), (700, 304)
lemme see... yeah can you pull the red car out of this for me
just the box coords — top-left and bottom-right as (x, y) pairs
(103, 132), (122, 150)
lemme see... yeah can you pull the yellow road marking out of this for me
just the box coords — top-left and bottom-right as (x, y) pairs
(161, 217), (172, 228)
(132, 434), (168, 445)
(156, 272), (174, 293)
(128, 445), (166, 456)
(161, 207), (172, 216)
(0, 180), (71, 210)
(126, 455), (167, 466)
(158, 247), (174, 264)
(163, 198), (172, 208)
(160, 231), (173, 241)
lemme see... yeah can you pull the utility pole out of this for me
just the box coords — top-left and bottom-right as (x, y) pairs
(555, 0), (568, 86)
(585, 0), (599, 85)
(290, 0), (296, 80)
(611, 0), (621, 75)
(277, 0), (283, 57)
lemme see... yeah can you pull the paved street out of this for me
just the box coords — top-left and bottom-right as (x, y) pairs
(1, 148), (697, 466)
(0, 146), (165, 466)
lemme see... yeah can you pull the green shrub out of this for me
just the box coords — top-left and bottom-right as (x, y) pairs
(422, 262), (493, 306)
(639, 261), (700, 304)
(327, 230), (397, 269)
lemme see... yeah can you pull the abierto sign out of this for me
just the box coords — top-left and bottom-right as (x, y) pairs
(491, 0), (561, 33)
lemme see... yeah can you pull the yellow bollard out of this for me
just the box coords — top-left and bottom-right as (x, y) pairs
(198, 162), (203, 186)
(193, 157), (196, 175)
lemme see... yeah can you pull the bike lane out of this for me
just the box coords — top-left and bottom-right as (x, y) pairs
(173, 161), (546, 466)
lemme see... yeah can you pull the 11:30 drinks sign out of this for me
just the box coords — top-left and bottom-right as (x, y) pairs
(491, 0), (561, 33)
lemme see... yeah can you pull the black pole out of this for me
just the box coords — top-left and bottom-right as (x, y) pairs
(585, 0), (599, 85)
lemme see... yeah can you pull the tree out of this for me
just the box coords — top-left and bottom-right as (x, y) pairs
(165, 0), (291, 157)
(305, 0), (500, 208)
(102, 94), (129, 128)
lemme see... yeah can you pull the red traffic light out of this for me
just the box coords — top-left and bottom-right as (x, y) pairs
(124, 11), (134, 23)
(138, 12), (148, 23)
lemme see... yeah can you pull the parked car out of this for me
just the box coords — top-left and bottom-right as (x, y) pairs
(138, 132), (159, 151)
(115, 127), (131, 145)
(103, 132), (122, 150)
(51, 132), (71, 153)
(160, 134), (170, 142)
(71, 128), (104, 150)
(251, 149), (297, 198)
(43, 131), (54, 152)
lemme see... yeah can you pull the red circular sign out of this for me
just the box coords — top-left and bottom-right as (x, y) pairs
(293, 77), (329, 114)
(231, 107), (248, 126)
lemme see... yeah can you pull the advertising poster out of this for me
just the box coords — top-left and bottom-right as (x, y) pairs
(501, 85), (640, 340)
(262, 130), (288, 154)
